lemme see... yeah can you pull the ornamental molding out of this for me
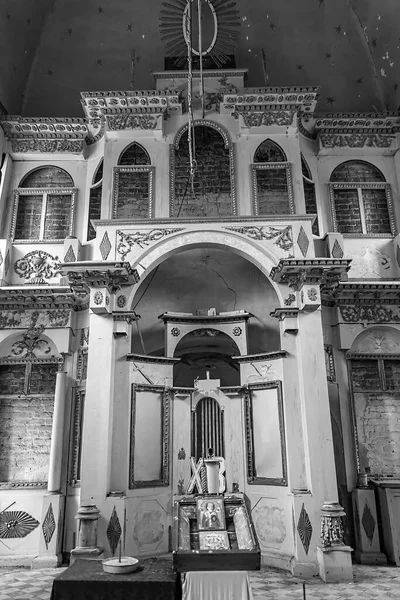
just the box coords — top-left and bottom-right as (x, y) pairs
(236, 110), (295, 128)
(270, 258), (351, 291)
(315, 113), (400, 134)
(270, 308), (300, 321)
(0, 116), (88, 154)
(159, 311), (251, 325)
(0, 286), (87, 310)
(116, 228), (185, 261)
(126, 353), (180, 365)
(61, 261), (140, 294)
(233, 350), (288, 363)
(106, 114), (160, 131)
(14, 250), (62, 284)
(93, 214), (315, 227)
(251, 163), (295, 216)
(0, 308), (70, 329)
(173, 119), (231, 149)
(224, 225), (293, 254)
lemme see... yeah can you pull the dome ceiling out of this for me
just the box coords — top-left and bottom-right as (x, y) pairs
(0, 0), (399, 117)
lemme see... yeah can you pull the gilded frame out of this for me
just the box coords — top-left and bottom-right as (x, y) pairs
(244, 381), (287, 486)
(251, 163), (294, 216)
(112, 166), (155, 219)
(328, 182), (396, 237)
(11, 187), (77, 242)
(129, 384), (170, 489)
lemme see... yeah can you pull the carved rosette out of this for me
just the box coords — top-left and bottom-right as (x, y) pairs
(320, 501), (346, 548)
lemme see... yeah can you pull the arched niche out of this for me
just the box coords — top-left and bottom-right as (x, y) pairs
(170, 120), (236, 218)
(129, 245), (281, 364)
(350, 325), (400, 354)
(173, 328), (240, 387)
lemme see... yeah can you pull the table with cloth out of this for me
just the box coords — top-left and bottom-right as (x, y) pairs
(50, 557), (181, 600)
(182, 570), (254, 600)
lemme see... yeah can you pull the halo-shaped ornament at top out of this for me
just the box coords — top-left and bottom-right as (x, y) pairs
(159, 0), (240, 68)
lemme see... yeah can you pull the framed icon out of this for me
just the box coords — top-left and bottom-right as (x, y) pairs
(196, 496), (226, 531)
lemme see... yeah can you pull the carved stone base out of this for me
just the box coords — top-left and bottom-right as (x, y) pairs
(70, 546), (104, 565)
(317, 545), (353, 582)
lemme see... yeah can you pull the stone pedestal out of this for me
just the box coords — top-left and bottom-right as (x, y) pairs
(352, 487), (387, 564)
(70, 505), (104, 565)
(317, 545), (353, 582)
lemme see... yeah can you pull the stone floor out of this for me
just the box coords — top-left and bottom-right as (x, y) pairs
(0, 563), (399, 599)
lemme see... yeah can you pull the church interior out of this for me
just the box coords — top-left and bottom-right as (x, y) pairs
(0, 0), (400, 593)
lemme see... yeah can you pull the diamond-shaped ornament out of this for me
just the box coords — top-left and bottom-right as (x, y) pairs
(361, 501), (376, 545)
(100, 231), (112, 260)
(297, 226), (309, 257)
(106, 506), (122, 555)
(42, 503), (56, 549)
(297, 503), (312, 555)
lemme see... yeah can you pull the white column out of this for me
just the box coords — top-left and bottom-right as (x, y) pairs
(47, 369), (67, 492)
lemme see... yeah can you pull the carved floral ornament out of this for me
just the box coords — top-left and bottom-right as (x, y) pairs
(116, 228), (185, 261)
(224, 225), (293, 254)
(10, 325), (52, 359)
(14, 250), (62, 284)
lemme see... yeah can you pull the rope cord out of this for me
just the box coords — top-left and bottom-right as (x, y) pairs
(198, 0), (204, 118)
(185, 0), (196, 198)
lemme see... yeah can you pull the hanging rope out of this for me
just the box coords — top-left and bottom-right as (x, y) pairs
(198, 0), (204, 118)
(185, 0), (196, 198)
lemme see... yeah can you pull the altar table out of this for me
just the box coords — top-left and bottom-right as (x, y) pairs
(182, 570), (253, 600)
(50, 557), (181, 600)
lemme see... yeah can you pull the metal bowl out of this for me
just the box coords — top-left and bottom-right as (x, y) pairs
(102, 557), (140, 574)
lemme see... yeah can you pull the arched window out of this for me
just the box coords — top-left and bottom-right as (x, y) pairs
(251, 140), (294, 215)
(329, 161), (394, 235)
(87, 159), (103, 241)
(171, 122), (236, 218)
(13, 166), (76, 241)
(301, 156), (319, 236)
(113, 142), (154, 218)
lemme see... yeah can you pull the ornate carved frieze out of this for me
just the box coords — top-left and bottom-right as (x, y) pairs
(81, 90), (182, 120)
(238, 110), (295, 128)
(0, 287), (87, 310)
(224, 225), (293, 254)
(315, 113), (400, 134)
(116, 228), (185, 261)
(14, 250), (62, 284)
(62, 261), (140, 294)
(339, 304), (400, 324)
(324, 344), (336, 382)
(10, 325), (51, 359)
(106, 114), (160, 131)
(333, 282), (400, 306)
(0, 116), (88, 154)
(319, 133), (394, 149)
(270, 258), (351, 292)
(0, 308), (70, 329)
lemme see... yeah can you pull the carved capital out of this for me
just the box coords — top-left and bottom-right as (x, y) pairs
(61, 261), (140, 294)
(270, 258), (351, 292)
(320, 501), (346, 548)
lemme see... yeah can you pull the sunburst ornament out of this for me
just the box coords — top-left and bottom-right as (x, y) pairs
(159, 0), (240, 68)
(0, 511), (39, 539)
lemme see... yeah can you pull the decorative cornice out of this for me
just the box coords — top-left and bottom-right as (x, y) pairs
(333, 281), (400, 306)
(0, 286), (87, 310)
(315, 113), (400, 134)
(106, 113), (161, 131)
(80, 90), (183, 121)
(61, 261), (140, 294)
(220, 87), (320, 118)
(127, 353), (180, 365)
(233, 350), (288, 363)
(0, 116), (88, 154)
(270, 308), (300, 320)
(320, 133), (394, 149)
(158, 311), (252, 325)
(153, 69), (248, 80)
(270, 258), (351, 291)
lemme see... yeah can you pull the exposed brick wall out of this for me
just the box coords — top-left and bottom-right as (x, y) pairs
(20, 166), (74, 188)
(256, 169), (290, 214)
(384, 360), (400, 390)
(0, 397), (54, 482)
(254, 140), (286, 162)
(333, 189), (362, 233)
(117, 171), (150, 218)
(363, 189), (391, 233)
(0, 364), (26, 395)
(29, 363), (58, 394)
(173, 126), (232, 218)
(304, 179), (319, 235)
(331, 161), (385, 182)
(44, 194), (72, 239)
(351, 359), (381, 391)
(15, 195), (42, 239)
(119, 143), (150, 165)
(88, 185), (102, 240)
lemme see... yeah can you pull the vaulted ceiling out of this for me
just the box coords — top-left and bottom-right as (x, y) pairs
(0, 0), (399, 117)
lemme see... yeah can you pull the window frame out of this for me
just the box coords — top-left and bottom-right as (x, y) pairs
(251, 162), (295, 216)
(11, 187), (77, 242)
(112, 166), (155, 219)
(329, 181), (396, 237)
